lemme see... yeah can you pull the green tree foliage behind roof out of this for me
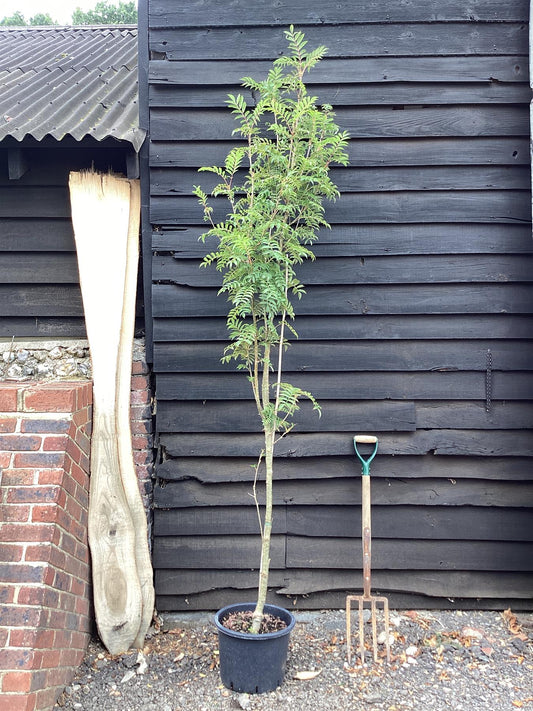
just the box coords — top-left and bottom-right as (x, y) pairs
(0, 11), (56, 25)
(0, 1), (137, 26)
(72, 1), (137, 24)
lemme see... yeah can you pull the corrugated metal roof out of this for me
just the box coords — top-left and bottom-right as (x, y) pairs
(0, 25), (144, 151)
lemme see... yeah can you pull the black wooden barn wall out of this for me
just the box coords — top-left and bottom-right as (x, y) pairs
(146, 0), (533, 609)
(0, 137), (137, 339)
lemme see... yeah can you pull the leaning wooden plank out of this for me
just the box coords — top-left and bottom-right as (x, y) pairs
(115, 178), (155, 650)
(69, 170), (142, 655)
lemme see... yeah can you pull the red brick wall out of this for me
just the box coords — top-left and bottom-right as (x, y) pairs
(0, 382), (93, 711)
(0, 360), (154, 711)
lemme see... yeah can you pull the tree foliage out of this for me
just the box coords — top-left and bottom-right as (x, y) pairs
(195, 26), (349, 633)
(0, 11), (57, 25)
(71, 1), (137, 24)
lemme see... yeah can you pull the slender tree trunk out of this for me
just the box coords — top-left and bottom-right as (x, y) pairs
(251, 425), (275, 633)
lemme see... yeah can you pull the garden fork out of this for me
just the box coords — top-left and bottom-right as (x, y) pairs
(346, 435), (391, 666)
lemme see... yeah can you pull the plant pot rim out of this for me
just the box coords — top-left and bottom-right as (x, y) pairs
(214, 602), (296, 641)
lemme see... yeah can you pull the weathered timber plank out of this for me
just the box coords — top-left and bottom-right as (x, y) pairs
(153, 315), (533, 342)
(152, 284), (533, 317)
(155, 371), (533, 401)
(149, 0), (528, 26)
(153, 478), (533, 508)
(149, 58), (528, 86)
(152, 223), (533, 256)
(153, 254), (533, 286)
(150, 106), (529, 141)
(150, 138), (531, 169)
(156, 400), (416, 433)
(150, 191), (531, 225)
(0, 219), (74, 251)
(154, 569), (291, 595)
(154, 568), (533, 599)
(150, 23), (528, 60)
(0, 253), (79, 284)
(0, 317), (86, 338)
(155, 589), (533, 611)
(153, 506), (287, 536)
(0, 187), (71, 218)
(150, 82), (531, 108)
(152, 535), (285, 569)
(153, 340), (533, 373)
(416, 402), (533, 429)
(152, 166), (531, 197)
(0, 285), (83, 316)
(286, 536), (533, 570)
(153, 505), (533, 541)
(156, 455), (533, 483)
(158, 430), (533, 457)
(274, 570), (533, 598)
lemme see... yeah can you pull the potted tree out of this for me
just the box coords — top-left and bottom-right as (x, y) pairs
(194, 26), (349, 693)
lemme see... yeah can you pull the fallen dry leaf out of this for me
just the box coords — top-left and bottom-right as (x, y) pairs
(293, 670), (322, 680)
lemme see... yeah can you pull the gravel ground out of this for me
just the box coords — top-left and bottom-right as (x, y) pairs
(55, 607), (533, 711)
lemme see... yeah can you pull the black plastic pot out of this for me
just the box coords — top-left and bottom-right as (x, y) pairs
(214, 602), (296, 694)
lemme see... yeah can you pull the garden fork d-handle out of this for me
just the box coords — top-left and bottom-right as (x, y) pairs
(353, 435), (378, 476)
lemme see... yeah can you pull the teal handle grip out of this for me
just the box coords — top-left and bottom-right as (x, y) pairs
(353, 435), (378, 476)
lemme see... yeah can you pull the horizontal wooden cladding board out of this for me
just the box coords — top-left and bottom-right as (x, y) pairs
(152, 223), (533, 257)
(153, 477), (533, 508)
(152, 166), (532, 197)
(150, 191), (531, 225)
(153, 505), (533, 541)
(150, 138), (531, 169)
(150, 106), (529, 142)
(152, 533), (533, 571)
(0, 253), (79, 284)
(156, 371), (533, 401)
(0, 285), (83, 316)
(286, 536), (533, 570)
(149, 0), (529, 26)
(156, 454), (533, 483)
(156, 400), (533, 434)
(154, 254), (533, 287)
(0, 317), (86, 338)
(158, 430), (533, 457)
(149, 57), (528, 86)
(154, 568), (533, 599)
(153, 340), (533, 373)
(285, 505), (533, 541)
(150, 82), (531, 109)
(156, 400), (416, 434)
(155, 589), (533, 611)
(152, 283), (533, 317)
(150, 22), (528, 60)
(152, 534), (285, 569)
(153, 314), (533, 342)
(279, 571), (533, 599)
(0, 219), (75, 251)
(0, 187), (71, 218)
